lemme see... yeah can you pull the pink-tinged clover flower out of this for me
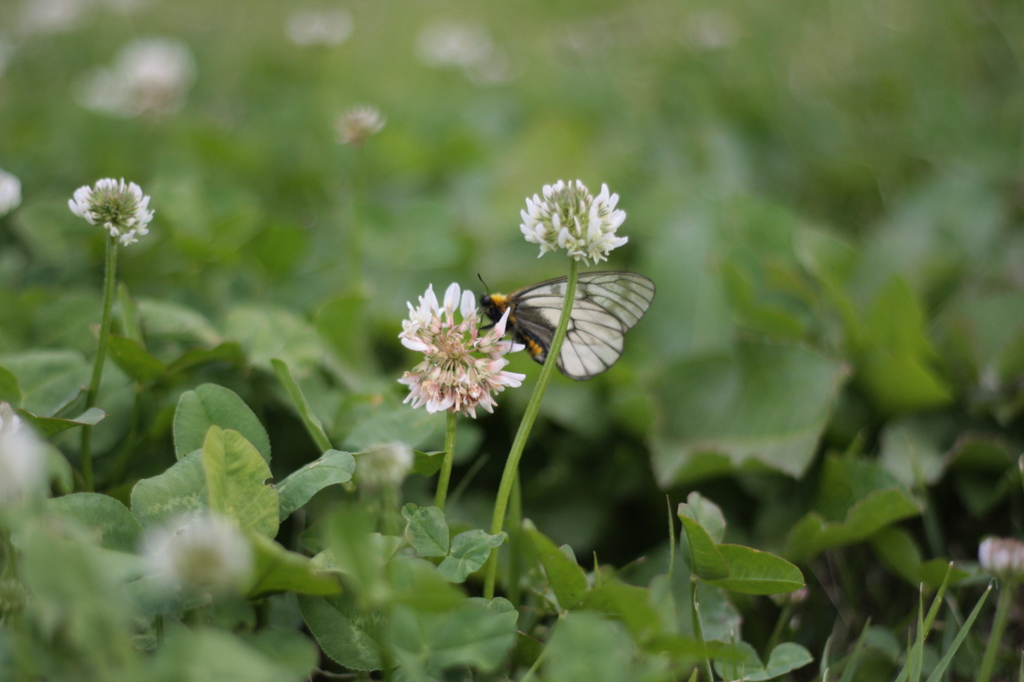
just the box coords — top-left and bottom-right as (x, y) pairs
(399, 282), (525, 418)
(69, 178), (153, 246)
(520, 179), (627, 264)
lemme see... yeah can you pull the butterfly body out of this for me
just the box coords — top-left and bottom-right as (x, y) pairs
(480, 271), (655, 380)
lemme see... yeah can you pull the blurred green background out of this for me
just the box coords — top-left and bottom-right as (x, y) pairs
(2, 0), (1023, 632)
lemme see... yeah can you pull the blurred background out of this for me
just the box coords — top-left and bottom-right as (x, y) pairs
(1, 0), (1023, 653)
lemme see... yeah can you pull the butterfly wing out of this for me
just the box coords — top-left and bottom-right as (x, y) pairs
(508, 271), (655, 380)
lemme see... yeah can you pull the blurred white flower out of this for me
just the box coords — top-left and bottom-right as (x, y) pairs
(0, 169), (22, 217)
(520, 180), (628, 264)
(0, 402), (46, 506)
(355, 442), (414, 490)
(141, 513), (253, 594)
(415, 20), (517, 85)
(17, 0), (89, 36)
(399, 282), (524, 418)
(74, 38), (196, 118)
(68, 178), (153, 246)
(417, 20), (493, 69)
(979, 536), (1024, 582)
(285, 8), (353, 47)
(335, 105), (385, 145)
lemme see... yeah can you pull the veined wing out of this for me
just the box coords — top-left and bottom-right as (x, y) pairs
(510, 271), (655, 380)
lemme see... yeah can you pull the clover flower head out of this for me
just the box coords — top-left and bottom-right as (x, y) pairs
(520, 180), (628, 265)
(979, 536), (1024, 582)
(75, 38), (196, 118)
(0, 169), (21, 218)
(142, 512), (253, 595)
(68, 178), (153, 246)
(356, 441), (415, 490)
(335, 105), (386, 145)
(0, 402), (46, 506)
(399, 282), (525, 418)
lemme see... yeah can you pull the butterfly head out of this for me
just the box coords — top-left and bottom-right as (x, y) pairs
(479, 293), (508, 323)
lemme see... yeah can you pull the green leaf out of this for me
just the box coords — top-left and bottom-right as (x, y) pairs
(344, 406), (437, 452)
(677, 514), (730, 581)
(402, 504), (450, 558)
(317, 293), (371, 369)
(389, 600), (518, 676)
(298, 594), (385, 671)
(174, 383), (271, 464)
(153, 626), (301, 682)
(46, 493), (142, 553)
(579, 579), (664, 642)
(106, 335), (166, 384)
(413, 450), (445, 476)
(164, 342), (246, 375)
(437, 530), (506, 583)
(202, 426), (279, 538)
(784, 457), (921, 562)
(704, 545), (804, 595)
(277, 449), (356, 521)
(325, 506), (392, 603)
(713, 641), (814, 681)
(224, 305), (323, 375)
(271, 358), (333, 452)
(130, 450), (207, 529)
(237, 628), (319, 680)
(677, 491), (727, 543)
(17, 406), (106, 436)
(137, 298), (222, 346)
(245, 532), (341, 598)
(540, 612), (634, 682)
(524, 520), (588, 610)
(0, 365), (22, 406)
(389, 556), (466, 613)
(651, 341), (848, 485)
(855, 278), (952, 415)
(0, 350), (90, 416)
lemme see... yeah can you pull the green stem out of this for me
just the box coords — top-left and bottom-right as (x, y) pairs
(483, 259), (579, 599)
(507, 472), (523, 608)
(434, 411), (458, 510)
(765, 600), (796, 659)
(978, 579), (1017, 682)
(81, 236), (118, 492)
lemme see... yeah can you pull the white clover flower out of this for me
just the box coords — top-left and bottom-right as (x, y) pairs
(74, 38), (196, 118)
(17, 0), (88, 36)
(416, 20), (493, 70)
(520, 180), (628, 265)
(399, 282), (525, 418)
(0, 402), (46, 506)
(335, 105), (386, 146)
(355, 442), (414, 490)
(141, 513), (253, 594)
(286, 9), (353, 47)
(68, 178), (153, 246)
(979, 536), (1024, 582)
(0, 169), (22, 218)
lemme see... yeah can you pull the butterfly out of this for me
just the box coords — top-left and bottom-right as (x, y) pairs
(480, 271), (656, 380)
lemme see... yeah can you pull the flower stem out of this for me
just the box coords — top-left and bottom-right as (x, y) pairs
(80, 236), (118, 491)
(978, 579), (1017, 682)
(434, 411), (458, 510)
(483, 259), (579, 599)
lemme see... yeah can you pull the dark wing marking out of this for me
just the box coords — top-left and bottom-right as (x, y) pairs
(508, 271), (655, 380)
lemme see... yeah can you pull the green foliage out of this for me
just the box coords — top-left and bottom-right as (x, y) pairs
(2, 0), (1022, 677)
